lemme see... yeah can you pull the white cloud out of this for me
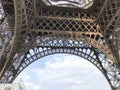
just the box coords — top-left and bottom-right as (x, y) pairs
(24, 81), (42, 90)
(15, 54), (110, 90)
(15, 72), (42, 90)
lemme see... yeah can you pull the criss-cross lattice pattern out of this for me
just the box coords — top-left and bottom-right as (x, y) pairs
(1, 40), (120, 90)
(0, 0), (120, 90)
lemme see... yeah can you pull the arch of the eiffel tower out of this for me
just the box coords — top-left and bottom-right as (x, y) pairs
(0, 0), (120, 90)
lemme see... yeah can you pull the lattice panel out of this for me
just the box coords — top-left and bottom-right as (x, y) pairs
(35, 0), (92, 19)
(0, 1), (120, 90)
(13, 0), (116, 70)
(1, 0), (14, 16)
(106, 9), (120, 61)
(112, 14), (120, 61)
(16, 31), (113, 63)
(92, 0), (105, 18)
(13, 44), (120, 90)
(0, 0), (14, 71)
(96, 0), (120, 63)
(34, 17), (99, 32)
(98, 0), (120, 29)
(24, 0), (35, 27)
(0, 0), (28, 79)
(21, 0), (114, 62)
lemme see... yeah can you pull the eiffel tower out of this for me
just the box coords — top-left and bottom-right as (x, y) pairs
(0, 0), (120, 90)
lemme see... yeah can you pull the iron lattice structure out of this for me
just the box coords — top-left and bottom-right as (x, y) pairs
(0, 0), (120, 90)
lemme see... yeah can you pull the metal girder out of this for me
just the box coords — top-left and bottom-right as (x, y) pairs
(0, 0), (14, 72)
(96, 0), (120, 65)
(1, 40), (120, 90)
(0, 0), (120, 90)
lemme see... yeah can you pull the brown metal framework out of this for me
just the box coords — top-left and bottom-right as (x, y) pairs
(0, 0), (120, 90)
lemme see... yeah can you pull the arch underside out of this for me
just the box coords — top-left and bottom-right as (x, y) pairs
(0, 0), (120, 90)
(0, 39), (120, 90)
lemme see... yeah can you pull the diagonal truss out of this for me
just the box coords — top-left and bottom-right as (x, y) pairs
(0, 39), (120, 90)
(0, 0), (120, 90)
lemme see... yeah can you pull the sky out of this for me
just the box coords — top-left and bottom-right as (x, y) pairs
(14, 54), (111, 90)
